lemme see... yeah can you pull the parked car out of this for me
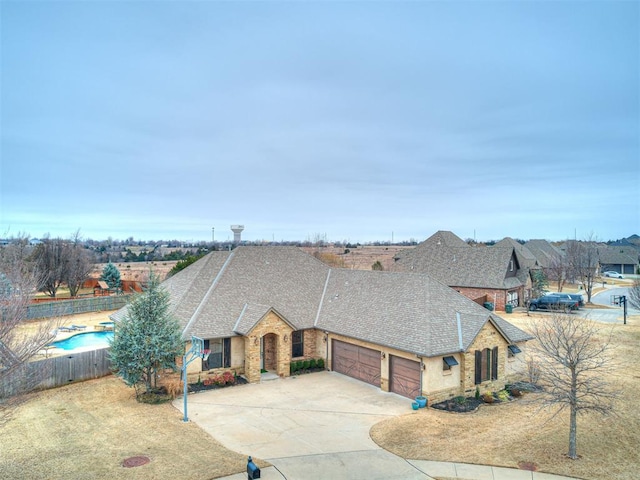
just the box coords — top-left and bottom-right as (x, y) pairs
(528, 296), (579, 312)
(546, 292), (585, 308)
(602, 271), (624, 279)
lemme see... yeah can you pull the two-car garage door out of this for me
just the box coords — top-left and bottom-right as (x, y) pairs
(332, 340), (422, 399)
(332, 340), (381, 387)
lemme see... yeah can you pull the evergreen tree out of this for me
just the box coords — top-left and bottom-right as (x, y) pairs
(109, 274), (183, 397)
(167, 254), (204, 277)
(531, 269), (549, 298)
(100, 262), (121, 289)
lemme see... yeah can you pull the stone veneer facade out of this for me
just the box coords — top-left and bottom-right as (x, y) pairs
(243, 311), (293, 383)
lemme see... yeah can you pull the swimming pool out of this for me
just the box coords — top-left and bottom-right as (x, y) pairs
(49, 331), (114, 351)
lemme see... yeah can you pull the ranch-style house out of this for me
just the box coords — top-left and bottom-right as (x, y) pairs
(114, 246), (533, 403)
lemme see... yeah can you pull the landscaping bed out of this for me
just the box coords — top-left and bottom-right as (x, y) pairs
(430, 382), (537, 413)
(189, 371), (248, 393)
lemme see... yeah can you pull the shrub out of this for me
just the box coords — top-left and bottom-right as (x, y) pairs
(203, 377), (213, 386)
(164, 378), (183, 399)
(290, 363), (297, 374)
(475, 386), (480, 400)
(454, 396), (467, 405)
(317, 358), (325, 369)
(497, 389), (510, 402)
(482, 392), (495, 403)
(510, 388), (522, 397)
(212, 374), (225, 386)
(222, 371), (235, 385)
(296, 360), (304, 371)
(302, 360), (310, 371)
(309, 359), (317, 369)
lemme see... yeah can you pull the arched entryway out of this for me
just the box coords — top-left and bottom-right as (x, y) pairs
(262, 333), (278, 372)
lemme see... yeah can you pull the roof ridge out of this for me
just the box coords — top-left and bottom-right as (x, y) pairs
(314, 269), (332, 327)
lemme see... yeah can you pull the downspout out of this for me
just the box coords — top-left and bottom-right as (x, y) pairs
(324, 332), (329, 370)
(456, 312), (464, 395)
(456, 312), (464, 352)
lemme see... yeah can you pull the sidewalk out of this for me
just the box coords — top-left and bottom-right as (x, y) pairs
(219, 459), (583, 480)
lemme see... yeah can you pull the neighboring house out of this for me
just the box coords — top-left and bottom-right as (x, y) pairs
(597, 246), (639, 275)
(390, 231), (529, 310)
(522, 239), (564, 270)
(112, 246), (533, 403)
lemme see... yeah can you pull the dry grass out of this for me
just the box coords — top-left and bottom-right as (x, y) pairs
(371, 312), (640, 480)
(0, 375), (267, 480)
(301, 245), (413, 270)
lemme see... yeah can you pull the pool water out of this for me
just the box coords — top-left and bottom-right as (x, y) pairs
(50, 331), (114, 351)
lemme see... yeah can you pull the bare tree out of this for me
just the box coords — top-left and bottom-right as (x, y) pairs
(65, 231), (95, 297)
(546, 252), (567, 292)
(32, 236), (68, 297)
(565, 235), (599, 303)
(528, 313), (617, 459)
(629, 278), (640, 310)
(0, 237), (59, 424)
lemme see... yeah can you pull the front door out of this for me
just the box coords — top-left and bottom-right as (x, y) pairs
(263, 333), (278, 371)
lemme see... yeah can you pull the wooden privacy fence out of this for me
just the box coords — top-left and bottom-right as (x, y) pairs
(0, 348), (112, 398)
(25, 295), (130, 320)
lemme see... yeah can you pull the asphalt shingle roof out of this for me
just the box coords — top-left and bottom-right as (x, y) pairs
(393, 243), (520, 289)
(112, 246), (533, 357)
(522, 239), (563, 269)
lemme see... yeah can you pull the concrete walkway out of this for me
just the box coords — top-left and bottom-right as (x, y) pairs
(175, 372), (583, 480)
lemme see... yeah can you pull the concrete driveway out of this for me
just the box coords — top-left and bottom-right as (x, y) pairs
(174, 371), (581, 480)
(174, 370), (430, 479)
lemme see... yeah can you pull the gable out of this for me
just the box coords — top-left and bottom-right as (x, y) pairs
(233, 303), (296, 336)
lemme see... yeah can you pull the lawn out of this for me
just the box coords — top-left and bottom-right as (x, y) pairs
(0, 375), (266, 480)
(371, 311), (640, 480)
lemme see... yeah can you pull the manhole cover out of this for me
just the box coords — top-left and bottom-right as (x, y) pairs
(122, 456), (151, 468)
(518, 461), (538, 471)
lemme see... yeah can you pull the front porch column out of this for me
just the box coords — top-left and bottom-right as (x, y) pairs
(245, 336), (261, 383)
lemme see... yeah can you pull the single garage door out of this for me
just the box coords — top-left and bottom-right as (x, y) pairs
(332, 340), (381, 387)
(389, 355), (421, 399)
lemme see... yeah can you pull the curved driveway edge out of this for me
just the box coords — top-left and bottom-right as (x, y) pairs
(175, 371), (584, 480)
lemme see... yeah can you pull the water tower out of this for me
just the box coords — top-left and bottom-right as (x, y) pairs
(230, 225), (244, 243)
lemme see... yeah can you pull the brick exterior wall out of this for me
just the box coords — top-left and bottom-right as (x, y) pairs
(456, 287), (515, 310)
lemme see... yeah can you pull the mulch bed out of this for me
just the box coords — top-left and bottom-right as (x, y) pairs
(431, 397), (484, 413)
(188, 376), (248, 393)
(430, 382), (540, 413)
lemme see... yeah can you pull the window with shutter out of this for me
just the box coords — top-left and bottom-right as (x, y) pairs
(474, 350), (482, 384)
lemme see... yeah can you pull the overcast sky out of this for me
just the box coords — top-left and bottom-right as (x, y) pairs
(1, 1), (638, 244)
